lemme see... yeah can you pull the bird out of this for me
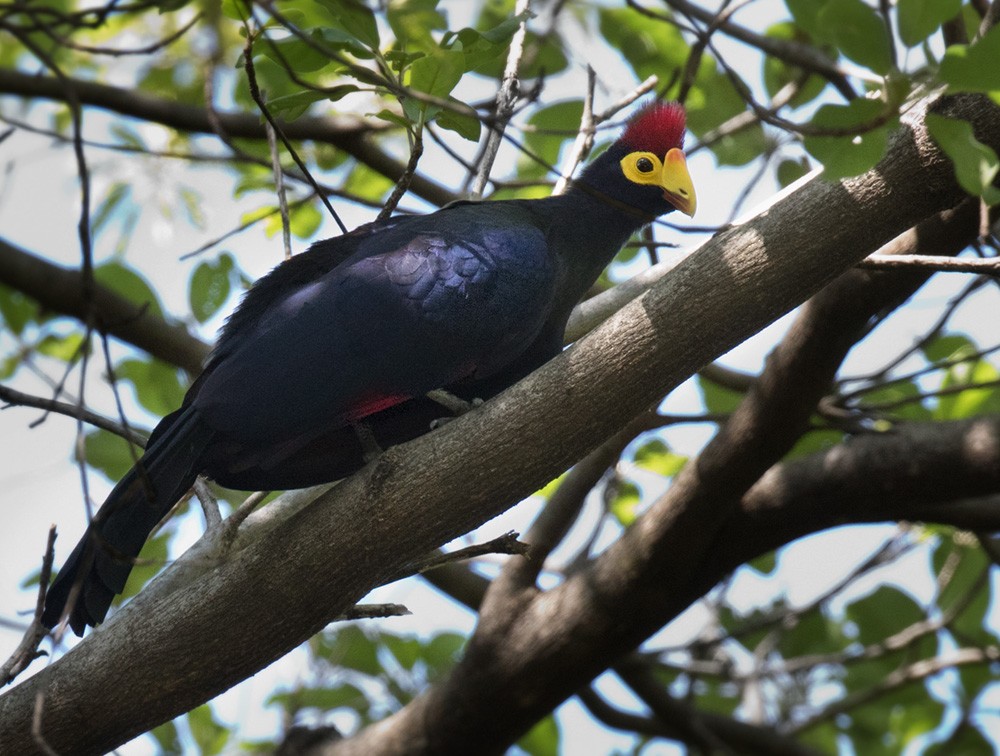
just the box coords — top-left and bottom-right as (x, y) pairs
(41, 102), (696, 636)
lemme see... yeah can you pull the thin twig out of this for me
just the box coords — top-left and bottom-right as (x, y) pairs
(858, 253), (1000, 277)
(377, 121), (424, 222)
(553, 67), (597, 196)
(0, 384), (147, 445)
(470, 0), (532, 198)
(0, 527), (56, 687)
(243, 29), (347, 233)
(265, 121), (293, 260)
(408, 532), (529, 574)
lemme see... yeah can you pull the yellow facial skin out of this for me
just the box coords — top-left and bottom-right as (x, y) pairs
(619, 148), (697, 217)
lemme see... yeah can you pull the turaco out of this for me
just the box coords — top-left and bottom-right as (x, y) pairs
(43, 101), (696, 635)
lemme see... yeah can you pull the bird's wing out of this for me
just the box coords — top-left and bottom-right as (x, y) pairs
(191, 212), (557, 444)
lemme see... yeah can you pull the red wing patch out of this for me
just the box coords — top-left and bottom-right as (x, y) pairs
(343, 392), (411, 422)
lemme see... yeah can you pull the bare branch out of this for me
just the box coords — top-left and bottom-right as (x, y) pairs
(470, 0), (531, 198)
(0, 68), (458, 208)
(0, 383), (147, 445)
(0, 527), (56, 686)
(858, 253), (1000, 276)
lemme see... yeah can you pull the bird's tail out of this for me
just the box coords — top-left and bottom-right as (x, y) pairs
(42, 408), (214, 635)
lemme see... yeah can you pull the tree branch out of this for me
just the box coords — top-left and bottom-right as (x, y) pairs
(0, 68), (458, 208)
(0, 236), (209, 374)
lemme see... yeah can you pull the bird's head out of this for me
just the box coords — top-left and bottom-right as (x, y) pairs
(578, 102), (696, 218)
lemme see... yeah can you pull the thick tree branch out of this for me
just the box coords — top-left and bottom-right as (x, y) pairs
(324, 98), (999, 754)
(0, 68), (458, 208)
(1, 94), (997, 755)
(0, 236), (209, 374)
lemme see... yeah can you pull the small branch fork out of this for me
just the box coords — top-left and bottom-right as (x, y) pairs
(470, 0), (532, 199)
(1, 527), (56, 687)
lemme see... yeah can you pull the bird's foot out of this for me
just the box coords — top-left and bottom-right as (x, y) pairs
(352, 421), (383, 463)
(427, 389), (483, 430)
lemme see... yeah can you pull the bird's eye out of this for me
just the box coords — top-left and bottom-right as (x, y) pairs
(636, 157), (655, 173)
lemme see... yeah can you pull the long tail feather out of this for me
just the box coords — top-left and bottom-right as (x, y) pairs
(42, 408), (213, 635)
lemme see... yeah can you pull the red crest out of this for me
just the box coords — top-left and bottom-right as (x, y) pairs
(620, 102), (687, 154)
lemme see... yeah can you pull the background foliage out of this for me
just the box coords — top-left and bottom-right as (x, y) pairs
(2, 0), (1000, 753)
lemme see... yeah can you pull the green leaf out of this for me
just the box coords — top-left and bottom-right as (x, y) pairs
(762, 23), (827, 108)
(36, 331), (86, 362)
(932, 532), (975, 613)
(408, 48), (465, 100)
(804, 100), (895, 179)
(925, 113), (1000, 204)
(785, 427), (845, 458)
(0, 283), (39, 335)
(268, 683), (368, 713)
(292, 201), (323, 239)
(189, 253), (234, 324)
(81, 428), (140, 482)
(423, 632), (465, 675)
(186, 704), (230, 756)
(845, 586), (924, 646)
(273, 201), (323, 239)
(921, 333), (976, 363)
(517, 715), (560, 756)
(313, 626), (382, 675)
(179, 187), (205, 229)
(784, 0), (826, 40)
(92, 182), (131, 238)
(473, 2), (567, 79)
(685, 59), (768, 166)
(779, 609), (850, 658)
(116, 357), (186, 416)
(853, 686), (944, 752)
(817, 0), (893, 74)
(633, 439), (686, 478)
(523, 100), (583, 177)
(748, 551), (777, 576)
(697, 374), (744, 414)
(383, 633), (421, 671)
(897, 0), (961, 47)
(94, 260), (164, 318)
(388, 0), (447, 53)
(150, 720), (183, 755)
(940, 25), (1000, 95)
(777, 157), (812, 187)
(599, 7), (688, 83)
(268, 86), (359, 121)
(859, 378), (933, 421)
(258, 33), (339, 73)
(935, 358), (1000, 419)
(933, 535), (993, 641)
(316, 0), (379, 49)
(435, 103), (481, 141)
(344, 163), (394, 203)
(799, 722), (840, 755)
(608, 480), (641, 526)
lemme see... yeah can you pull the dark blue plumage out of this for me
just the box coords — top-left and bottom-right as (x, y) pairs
(42, 103), (695, 635)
